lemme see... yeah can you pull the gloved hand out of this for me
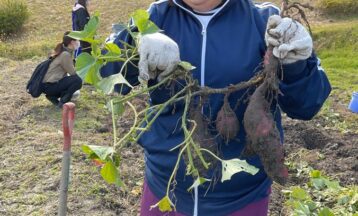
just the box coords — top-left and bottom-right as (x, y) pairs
(138, 33), (180, 82)
(265, 15), (312, 64)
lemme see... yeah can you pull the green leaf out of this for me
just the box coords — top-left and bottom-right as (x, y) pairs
(324, 178), (340, 189)
(188, 177), (210, 192)
(178, 61), (196, 71)
(306, 201), (317, 211)
(100, 161), (124, 187)
(99, 53), (126, 62)
(68, 14), (100, 43)
(221, 158), (259, 182)
(310, 170), (321, 178)
(75, 53), (102, 85)
(100, 42), (126, 62)
(338, 195), (350, 205)
(68, 31), (100, 44)
(132, 9), (160, 34)
(105, 42), (121, 55)
(150, 196), (174, 212)
(106, 99), (125, 116)
(290, 187), (310, 201)
(82, 145), (115, 161)
(311, 178), (326, 190)
(97, 73), (132, 94)
(318, 207), (334, 216)
(293, 201), (311, 216)
(82, 145), (102, 160)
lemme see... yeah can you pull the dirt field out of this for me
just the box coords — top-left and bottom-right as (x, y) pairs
(0, 58), (357, 215)
(0, 0), (357, 216)
(0, 58), (144, 215)
(270, 117), (358, 215)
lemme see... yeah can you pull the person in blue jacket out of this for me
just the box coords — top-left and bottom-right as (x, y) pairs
(101, 0), (331, 215)
(72, 0), (91, 56)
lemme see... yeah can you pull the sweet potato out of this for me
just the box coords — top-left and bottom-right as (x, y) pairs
(243, 82), (288, 185)
(216, 97), (240, 143)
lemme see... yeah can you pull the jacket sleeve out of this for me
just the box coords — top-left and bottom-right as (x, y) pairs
(278, 53), (331, 120)
(75, 8), (89, 31)
(61, 52), (76, 76)
(100, 4), (160, 95)
(254, 3), (331, 120)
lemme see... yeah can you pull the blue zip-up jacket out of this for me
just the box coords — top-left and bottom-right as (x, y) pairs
(101, 0), (331, 215)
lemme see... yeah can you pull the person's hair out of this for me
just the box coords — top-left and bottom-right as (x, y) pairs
(52, 31), (75, 57)
(77, 0), (88, 10)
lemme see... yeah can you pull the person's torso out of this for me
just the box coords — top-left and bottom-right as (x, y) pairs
(72, 4), (90, 31)
(140, 0), (281, 215)
(43, 51), (71, 83)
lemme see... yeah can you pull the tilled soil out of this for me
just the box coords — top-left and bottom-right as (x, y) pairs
(269, 117), (358, 215)
(0, 58), (144, 216)
(0, 58), (356, 215)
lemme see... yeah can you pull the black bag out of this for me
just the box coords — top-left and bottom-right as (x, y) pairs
(26, 57), (53, 98)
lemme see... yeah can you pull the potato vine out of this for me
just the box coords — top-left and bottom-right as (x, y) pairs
(71, 1), (313, 212)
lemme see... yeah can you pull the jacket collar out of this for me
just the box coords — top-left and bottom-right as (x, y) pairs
(63, 45), (73, 54)
(172, 0), (235, 15)
(72, 3), (85, 12)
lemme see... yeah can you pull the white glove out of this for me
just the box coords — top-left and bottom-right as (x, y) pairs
(265, 15), (312, 64)
(138, 33), (180, 82)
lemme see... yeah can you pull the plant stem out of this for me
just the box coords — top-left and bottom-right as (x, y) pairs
(166, 94), (192, 195)
(133, 86), (191, 143)
(181, 94), (196, 175)
(190, 140), (209, 169)
(118, 75), (173, 103)
(171, 75), (263, 105)
(166, 142), (188, 195)
(111, 100), (117, 146)
(200, 148), (223, 162)
(115, 101), (138, 151)
(118, 54), (139, 79)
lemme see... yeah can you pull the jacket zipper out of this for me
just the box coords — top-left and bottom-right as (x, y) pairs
(200, 27), (207, 86)
(172, 0), (230, 87)
(170, 2), (231, 215)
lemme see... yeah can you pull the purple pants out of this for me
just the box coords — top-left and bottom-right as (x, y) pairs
(140, 181), (269, 216)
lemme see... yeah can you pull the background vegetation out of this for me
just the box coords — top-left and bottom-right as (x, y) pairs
(0, 0), (29, 35)
(0, 0), (357, 215)
(318, 0), (358, 16)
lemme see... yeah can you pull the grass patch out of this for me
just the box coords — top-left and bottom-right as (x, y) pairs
(317, 0), (358, 16)
(0, 0), (29, 35)
(313, 21), (358, 95)
(0, 0), (153, 60)
(312, 21), (358, 133)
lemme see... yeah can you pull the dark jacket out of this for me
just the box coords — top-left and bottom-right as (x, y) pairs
(72, 4), (91, 52)
(101, 0), (331, 215)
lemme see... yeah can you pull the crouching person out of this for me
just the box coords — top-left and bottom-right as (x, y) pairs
(42, 31), (82, 108)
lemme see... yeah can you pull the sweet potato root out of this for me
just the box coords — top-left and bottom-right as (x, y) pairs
(243, 82), (288, 185)
(187, 103), (218, 174)
(216, 96), (240, 143)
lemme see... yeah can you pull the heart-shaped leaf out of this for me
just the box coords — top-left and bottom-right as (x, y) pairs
(150, 196), (174, 212)
(221, 158), (259, 182)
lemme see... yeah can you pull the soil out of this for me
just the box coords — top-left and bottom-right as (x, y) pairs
(269, 116), (358, 215)
(0, 58), (145, 216)
(0, 58), (356, 216)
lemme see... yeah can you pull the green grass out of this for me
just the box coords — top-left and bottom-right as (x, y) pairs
(317, 0), (358, 16)
(314, 21), (358, 93)
(0, 0), (153, 60)
(312, 21), (358, 133)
